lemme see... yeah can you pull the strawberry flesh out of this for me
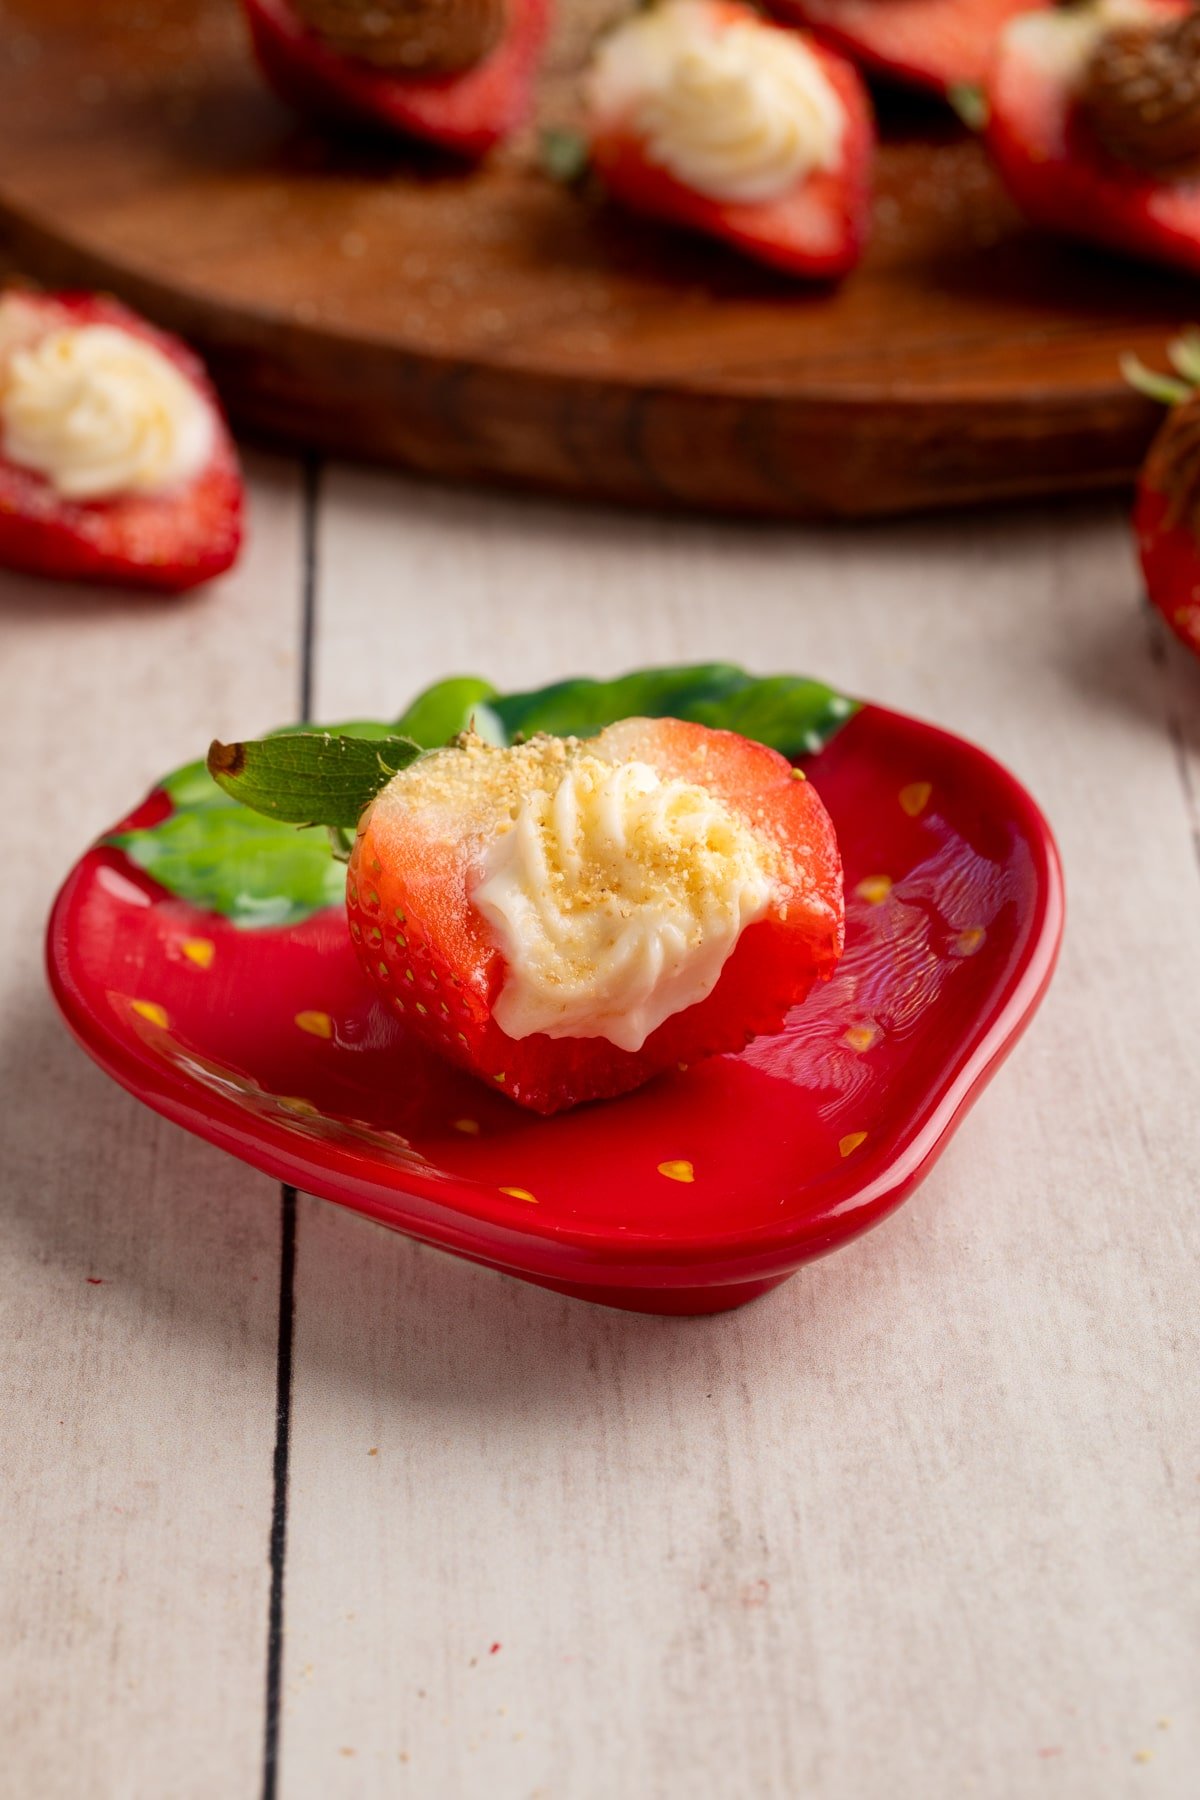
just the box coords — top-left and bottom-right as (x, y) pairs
(769, 0), (1046, 95)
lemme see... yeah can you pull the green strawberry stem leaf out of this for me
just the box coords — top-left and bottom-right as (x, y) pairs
(947, 83), (988, 132)
(109, 665), (858, 928)
(537, 126), (591, 186)
(1121, 345), (1196, 408)
(207, 732), (421, 828)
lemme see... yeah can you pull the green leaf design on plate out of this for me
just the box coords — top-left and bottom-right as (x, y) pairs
(108, 665), (857, 927)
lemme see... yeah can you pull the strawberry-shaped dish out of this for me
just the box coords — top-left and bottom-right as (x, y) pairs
(0, 289), (242, 592)
(767, 0), (1045, 96)
(47, 665), (1062, 1314)
(240, 0), (550, 157)
(984, 0), (1200, 276)
(1127, 329), (1200, 661)
(582, 0), (874, 278)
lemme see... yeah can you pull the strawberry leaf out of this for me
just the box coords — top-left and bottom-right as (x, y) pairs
(207, 731), (421, 828)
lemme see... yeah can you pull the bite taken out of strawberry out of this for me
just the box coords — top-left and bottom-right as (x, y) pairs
(983, 0), (1200, 277)
(240, 0), (551, 158)
(766, 0), (1046, 98)
(208, 710), (845, 1114)
(0, 288), (243, 592)
(582, 0), (874, 279)
(1128, 330), (1200, 662)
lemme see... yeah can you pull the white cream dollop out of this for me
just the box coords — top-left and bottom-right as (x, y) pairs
(587, 0), (844, 205)
(0, 312), (214, 501)
(471, 752), (774, 1052)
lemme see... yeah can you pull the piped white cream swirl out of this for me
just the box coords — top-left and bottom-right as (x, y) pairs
(0, 308), (214, 502)
(472, 752), (774, 1051)
(587, 0), (844, 205)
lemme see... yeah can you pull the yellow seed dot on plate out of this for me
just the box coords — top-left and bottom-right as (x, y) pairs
(131, 1000), (168, 1029)
(844, 1023), (879, 1053)
(1133, 1749), (1154, 1764)
(181, 937), (214, 969)
(953, 926), (987, 957)
(899, 781), (932, 818)
(295, 1010), (333, 1039)
(454, 1118), (480, 1136)
(839, 1131), (868, 1157)
(658, 1160), (695, 1183)
(500, 1186), (537, 1203)
(855, 875), (893, 905)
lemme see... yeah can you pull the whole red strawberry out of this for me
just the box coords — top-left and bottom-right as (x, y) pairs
(240, 0), (550, 157)
(1130, 332), (1200, 661)
(767, 0), (1046, 96)
(0, 289), (242, 592)
(984, 0), (1200, 276)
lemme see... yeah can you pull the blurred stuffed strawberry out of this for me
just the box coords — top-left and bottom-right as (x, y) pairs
(0, 289), (242, 592)
(583, 0), (874, 278)
(241, 0), (550, 157)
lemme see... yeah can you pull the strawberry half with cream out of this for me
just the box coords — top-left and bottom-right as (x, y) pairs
(240, 0), (550, 157)
(766, 0), (1046, 96)
(583, 0), (874, 278)
(984, 0), (1200, 275)
(0, 290), (243, 591)
(210, 710), (844, 1113)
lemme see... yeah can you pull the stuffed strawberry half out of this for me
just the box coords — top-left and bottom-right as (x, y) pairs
(582, 0), (874, 278)
(767, 0), (1046, 96)
(984, 0), (1200, 275)
(1128, 331), (1200, 662)
(241, 0), (550, 157)
(209, 709), (844, 1113)
(0, 289), (242, 592)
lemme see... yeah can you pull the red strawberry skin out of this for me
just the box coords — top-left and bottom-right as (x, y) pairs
(1134, 477), (1200, 661)
(589, 26), (874, 279)
(346, 719), (845, 1114)
(984, 0), (1200, 275)
(241, 0), (550, 157)
(770, 0), (1045, 95)
(0, 292), (243, 593)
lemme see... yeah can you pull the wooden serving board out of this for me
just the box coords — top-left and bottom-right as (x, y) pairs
(0, 0), (1192, 517)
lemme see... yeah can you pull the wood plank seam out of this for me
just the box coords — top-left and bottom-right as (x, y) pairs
(261, 455), (322, 1800)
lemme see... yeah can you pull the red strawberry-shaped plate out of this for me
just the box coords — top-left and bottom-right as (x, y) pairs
(46, 668), (1063, 1314)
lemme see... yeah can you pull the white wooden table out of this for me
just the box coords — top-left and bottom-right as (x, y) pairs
(3, 453), (1198, 1800)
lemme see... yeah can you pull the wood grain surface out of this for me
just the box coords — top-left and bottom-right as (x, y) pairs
(0, 0), (1195, 518)
(4, 431), (1198, 1795)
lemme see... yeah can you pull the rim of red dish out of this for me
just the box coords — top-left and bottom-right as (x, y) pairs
(45, 704), (1064, 1276)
